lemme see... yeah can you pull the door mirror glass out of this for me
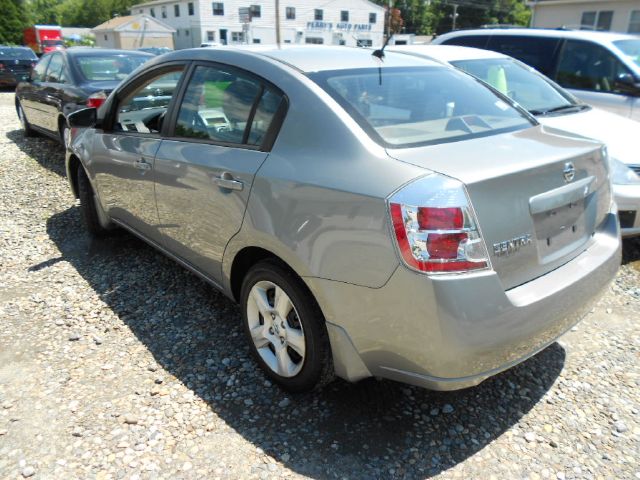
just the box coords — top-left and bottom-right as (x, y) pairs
(614, 72), (640, 95)
(67, 107), (97, 128)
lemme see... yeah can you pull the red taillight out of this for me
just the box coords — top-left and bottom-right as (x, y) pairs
(86, 92), (107, 109)
(388, 175), (490, 274)
(0, 63), (4, 71)
(418, 207), (464, 230)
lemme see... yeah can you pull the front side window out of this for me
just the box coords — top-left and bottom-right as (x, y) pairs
(310, 67), (533, 148)
(32, 55), (51, 82)
(557, 40), (632, 93)
(212, 2), (224, 15)
(74, 55), (150, 81)
(341, 10), (349, 22)
(45, 54), (64, 83)
(286, 7), (295, 19)
(615, 39), (640, 68)
(314, 9), (323, 21)
(486, 35), (562, 77)
(114, 68), (184, 134)
(452, 58), (578, 114)
(174, 65), (283, 147)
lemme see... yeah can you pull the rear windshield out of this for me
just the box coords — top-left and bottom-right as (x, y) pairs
(614, 40), (640, 68)
(74, 55), (150, 81)
(0, 48), (37, 60)
(310, 66), (533, 148)
(451, 58), (576, 113)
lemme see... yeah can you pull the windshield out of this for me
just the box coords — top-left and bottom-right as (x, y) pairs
(614, 40), (640, 68)
(451, 58), (578, 114)
(43, 39), (64, 47)
(0, 48), (37, 60)
(74, 55), (150, 81)
(310, 66), (533, 148)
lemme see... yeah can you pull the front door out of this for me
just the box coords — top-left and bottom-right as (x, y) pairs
(220, 29), (228, 45)
(154, 63), (285, 282)
(19, 54), (52, 130)
(91, 65), (187, 238)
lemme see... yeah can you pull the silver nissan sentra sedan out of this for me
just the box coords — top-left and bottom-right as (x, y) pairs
(65, 46), (621, 392)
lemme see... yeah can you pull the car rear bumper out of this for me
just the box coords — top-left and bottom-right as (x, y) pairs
(613, 183), (640, 238)
(0, 71), (30, 86)
(311, 212), (620, 390)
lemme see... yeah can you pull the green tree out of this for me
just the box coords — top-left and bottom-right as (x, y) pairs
(0, 0), (29, 44)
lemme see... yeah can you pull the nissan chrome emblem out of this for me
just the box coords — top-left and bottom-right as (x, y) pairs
(563, 162), (576, 183)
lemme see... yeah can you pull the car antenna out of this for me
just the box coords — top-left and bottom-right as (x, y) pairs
(372, 34), (392, 85)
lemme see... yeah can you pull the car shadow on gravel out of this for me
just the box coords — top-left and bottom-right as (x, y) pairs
(45, 206), (566, 479)
(622, 237), (640, 265)
(6, 129), (65, 177)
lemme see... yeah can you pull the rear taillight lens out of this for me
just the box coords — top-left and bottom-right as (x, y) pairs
(86, 91), (107, 109)
(0, 63), (4, 71)
(388, 174), (490, 274)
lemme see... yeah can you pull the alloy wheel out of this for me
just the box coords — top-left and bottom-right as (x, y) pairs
(246, 280), (306, 378)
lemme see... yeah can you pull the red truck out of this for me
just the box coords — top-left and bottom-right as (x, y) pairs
(24, 25), (64, 55)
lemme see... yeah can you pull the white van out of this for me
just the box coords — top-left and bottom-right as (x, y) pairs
(432, 29), (640, 121)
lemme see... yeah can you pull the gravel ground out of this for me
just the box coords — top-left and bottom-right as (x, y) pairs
(0, 90), (639, 480)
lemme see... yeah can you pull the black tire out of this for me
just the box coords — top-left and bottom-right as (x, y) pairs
(240, 259), (335, 393)
(17, 102), (35, 137)
(77, 164), (112, 237)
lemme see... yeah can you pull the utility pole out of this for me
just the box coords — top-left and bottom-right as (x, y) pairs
(451, 3), (459, 31)
(275, 0), (281, 47)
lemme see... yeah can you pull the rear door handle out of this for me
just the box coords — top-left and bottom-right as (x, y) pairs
(213, 172), (244, 191)
(134, 158), (152, 171)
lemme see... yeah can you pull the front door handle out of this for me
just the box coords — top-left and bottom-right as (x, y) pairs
(134, 158), (152, 171)
(213, 172), (244, 191)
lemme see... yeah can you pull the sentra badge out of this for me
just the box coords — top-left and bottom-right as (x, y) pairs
(493, 234), (532, 257)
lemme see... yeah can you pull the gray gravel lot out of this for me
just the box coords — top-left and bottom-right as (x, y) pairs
(0, 90), (639, 480)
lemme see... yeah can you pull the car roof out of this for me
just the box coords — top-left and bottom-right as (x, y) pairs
(158, 45), (442, 73)
(438, 28), (638, 45)
(390, 44), (506, 63)
(63, 48), (154, 58)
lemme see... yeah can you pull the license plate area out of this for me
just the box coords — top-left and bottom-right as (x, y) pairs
(533, 193), (595, 264)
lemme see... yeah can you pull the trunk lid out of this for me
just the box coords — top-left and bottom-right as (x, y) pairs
(387, 125), (611, 290)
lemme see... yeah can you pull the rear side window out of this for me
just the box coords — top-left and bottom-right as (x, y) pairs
(311, 66), (533, 148)
(486, 36), (562, 77)
(174, 64), (284, 147)
(440, 35), (489, 49)
(556, 40), (632, 93)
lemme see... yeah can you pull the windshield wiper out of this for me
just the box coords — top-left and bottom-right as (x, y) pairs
(530, 104), (590, 116)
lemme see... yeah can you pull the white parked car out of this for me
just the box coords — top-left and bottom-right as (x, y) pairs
(391, 44), (640, 237)
(431, 29), (640, 122)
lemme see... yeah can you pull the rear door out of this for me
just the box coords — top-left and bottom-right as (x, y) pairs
(91, 64), (187, 238)
(154, 62), (285, 282)
(554, 39), (637, 119)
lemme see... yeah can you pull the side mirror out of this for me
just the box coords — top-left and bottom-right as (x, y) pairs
(614, 73), (640, 96)
(67, 107), (97, 128)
